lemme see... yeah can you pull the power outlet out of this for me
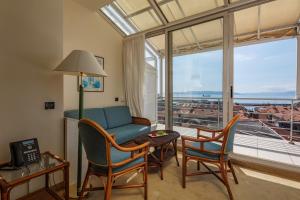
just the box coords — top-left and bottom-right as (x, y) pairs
(45, 102), (55, 110)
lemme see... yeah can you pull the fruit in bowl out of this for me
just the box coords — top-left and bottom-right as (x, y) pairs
(149, 130), (168, 137)
(157, 130), (167, 136)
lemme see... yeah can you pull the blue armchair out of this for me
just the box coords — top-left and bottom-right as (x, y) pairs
(181, 115), (240, 200)
(78, 118), (150, 200)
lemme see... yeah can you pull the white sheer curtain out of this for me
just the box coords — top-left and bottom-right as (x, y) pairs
(143, 63), (157, 122)
(123, 34), (145, 117)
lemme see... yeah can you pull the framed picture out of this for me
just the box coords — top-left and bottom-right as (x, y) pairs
(78, 56), (104, 92)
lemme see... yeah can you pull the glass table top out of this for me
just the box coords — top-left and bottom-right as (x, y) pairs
(0, 153), (63, 183)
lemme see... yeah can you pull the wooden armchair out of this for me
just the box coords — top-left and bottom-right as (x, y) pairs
(78, 119), (150, 200)
(181, 115), (240, 200)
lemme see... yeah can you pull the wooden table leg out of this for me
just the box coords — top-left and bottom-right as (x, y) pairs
(1, 187), (10, 200)
(45, 173), (49, 189)
(172, 139), (180, 166)
(160, 145), (164, 180)
(64, 166), (69, 200)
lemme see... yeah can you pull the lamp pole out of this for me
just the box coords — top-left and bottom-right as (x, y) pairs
(77, 72), (84, 195)
(54, 50), (107, 197)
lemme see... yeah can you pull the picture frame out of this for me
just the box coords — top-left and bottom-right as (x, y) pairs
(78, 56), (104, 92)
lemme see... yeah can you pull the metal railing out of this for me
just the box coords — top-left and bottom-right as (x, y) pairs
(157, 96), (300, 143)
(158, 96), (223, 128)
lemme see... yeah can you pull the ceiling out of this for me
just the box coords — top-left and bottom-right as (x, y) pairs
(99, 0), (300, 56)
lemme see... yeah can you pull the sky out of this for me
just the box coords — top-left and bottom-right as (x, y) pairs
(172, 38), (297, 95)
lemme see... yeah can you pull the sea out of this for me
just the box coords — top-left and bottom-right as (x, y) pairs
(172, 91), (298, 105)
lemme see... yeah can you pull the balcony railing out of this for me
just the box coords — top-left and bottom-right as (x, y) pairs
(157, 96), (300, 166)
(157, 96), (300, 143)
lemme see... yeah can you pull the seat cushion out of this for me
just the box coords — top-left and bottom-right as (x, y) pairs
(64, 108), (108, 129)
(90, 147), (144, 174)
(104, 106), (132, 129)
(186, 142), (227, 161)
(107, 124), (150, 144)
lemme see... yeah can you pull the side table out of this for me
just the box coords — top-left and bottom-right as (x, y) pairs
(0, 151), (69, 200)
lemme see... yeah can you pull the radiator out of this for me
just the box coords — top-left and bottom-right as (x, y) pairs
(64, 118), (88, 186)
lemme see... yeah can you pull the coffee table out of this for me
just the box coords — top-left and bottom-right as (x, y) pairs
(134, 130), (180, 180)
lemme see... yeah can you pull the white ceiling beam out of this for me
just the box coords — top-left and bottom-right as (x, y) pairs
(224, 0), (230, 6)
(148, 10), (161, 25)
(125, 0), (276, 39)
(126, 0), (173, 19)
(157, 23), (297, 56)
(257, 5), (261, 40)
(174, 0), (202, 49)
(147, 0), (168, 25)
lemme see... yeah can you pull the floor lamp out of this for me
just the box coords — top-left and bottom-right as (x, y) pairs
(54, 50), (107, 196)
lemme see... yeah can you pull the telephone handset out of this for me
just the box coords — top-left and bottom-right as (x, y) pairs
(9, 138), (41, 167)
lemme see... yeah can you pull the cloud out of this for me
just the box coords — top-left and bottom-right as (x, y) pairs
(190, 82), (203, 91)
(263, 55), (277, 61)
(235, 53), (255, 62)
(236, 84), (295, 93)
(260, 84), (295, 92)
(191, 73), (201, 80)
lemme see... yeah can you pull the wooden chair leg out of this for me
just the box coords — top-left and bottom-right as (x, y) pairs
(79, 169), (90, 200)
(143, 164), (148, 200)
(228, 160), (238, 184)
(104, 172), (113, 200)
(220, 162), (234, 200)
(182, 155), (187, 188)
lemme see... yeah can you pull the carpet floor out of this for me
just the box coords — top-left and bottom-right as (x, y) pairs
(82, 156), (300, 200)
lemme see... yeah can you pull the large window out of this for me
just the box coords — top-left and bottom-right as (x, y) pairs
(234, 39), (297, 99)
(171, 19), (224, 130)
(101, 0), (300, 167)
(232, 38), (299, 165)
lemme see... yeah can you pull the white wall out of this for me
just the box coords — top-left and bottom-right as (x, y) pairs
(0, 0), (63, 198)
(63, 0), (125, 110)
(0, 0), (63, 161)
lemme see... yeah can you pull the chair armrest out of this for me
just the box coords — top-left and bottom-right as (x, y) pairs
(196, 127), (223, 133)
(196, 127), (223, 140)
(181, 134), (224, 147)
(110, 134), (116, 141)
(111, 142), (150, 167)
(112, 140), (150, 153)
(181, 136), (223, 155)
(181, 135), (216, 143)
(132, 117), (151, 126)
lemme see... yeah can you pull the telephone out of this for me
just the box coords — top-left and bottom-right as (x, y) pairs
(9, 138), (41, 167)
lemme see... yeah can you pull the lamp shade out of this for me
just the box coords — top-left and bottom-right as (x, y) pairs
(54, 50), (107, 77)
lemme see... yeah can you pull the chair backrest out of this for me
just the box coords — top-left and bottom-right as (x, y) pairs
(78, 118), (113, 166)
(104, 106), (132, 129)
(221, 115), (240, 154)
(64, 108), (108, 129)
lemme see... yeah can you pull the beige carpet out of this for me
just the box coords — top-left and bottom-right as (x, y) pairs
(83, 156), (300, 200)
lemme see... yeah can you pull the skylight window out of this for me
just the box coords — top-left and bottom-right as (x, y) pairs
(116, 0), (150, 15)
(100, 0), (300, 56)
(101, 5), (136, 35)
(157, 0), (224, 22)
